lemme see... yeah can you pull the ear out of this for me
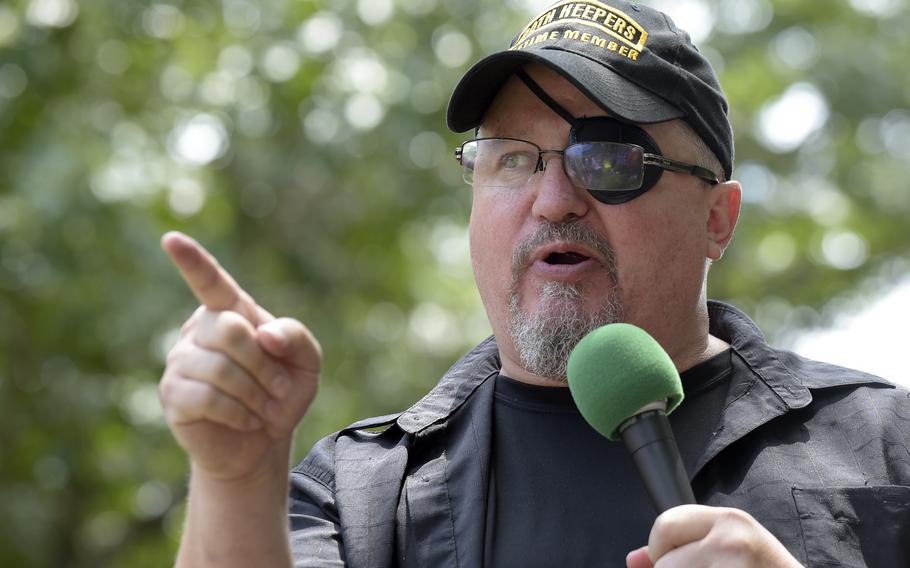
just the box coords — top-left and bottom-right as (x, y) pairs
(705, 180), (742, 261)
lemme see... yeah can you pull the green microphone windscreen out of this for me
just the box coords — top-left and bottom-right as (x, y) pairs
(567, 323), (683, 441)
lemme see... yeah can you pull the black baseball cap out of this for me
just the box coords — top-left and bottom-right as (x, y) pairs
(446, 0), (734, 180)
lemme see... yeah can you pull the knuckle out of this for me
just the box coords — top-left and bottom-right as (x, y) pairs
(224, 364), (265, 407)
(241, 378), (267, 407)
(705, 509), (760, 556)
(220, 397), (248, 427)
(651, 511), (673, 534)
(210, 352), (235, 378)
(165, 340), (191, 367)
(180, 306), (207, 334)
(195, 383), (220, 411)
(263, 367), (286, 393)
(216, 311), (253, 346)
(165, 346), (180, 366)
(718, 507), (751, 526)
(194, 317), (242, 355)
(159, 375), (200, 422)
(243, 385), (267, 413)
(707, 531), (752, 557)
(244, 351), (269, 381)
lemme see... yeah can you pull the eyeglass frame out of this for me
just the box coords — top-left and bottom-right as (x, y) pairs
(454, 136), (720, 192)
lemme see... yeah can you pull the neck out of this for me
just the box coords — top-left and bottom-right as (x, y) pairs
(500, 355), (568, 387)
(669, 333), (729, 374)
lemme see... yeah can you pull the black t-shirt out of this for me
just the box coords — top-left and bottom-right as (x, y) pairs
(483, 348), (734, 566)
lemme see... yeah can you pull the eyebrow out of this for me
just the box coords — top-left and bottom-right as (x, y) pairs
(477, 124), (534, 137)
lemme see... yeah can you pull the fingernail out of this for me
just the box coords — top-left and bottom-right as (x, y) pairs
(272, 373), (290, 396)
(247, 415), (263, 430)
(265, 400), (282, 421)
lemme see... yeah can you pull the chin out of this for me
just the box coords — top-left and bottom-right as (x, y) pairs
(508, 282), (624, 380)
(523, 281), (614, 318)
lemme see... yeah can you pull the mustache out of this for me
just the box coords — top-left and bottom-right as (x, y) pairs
(511, 220), (617, 277)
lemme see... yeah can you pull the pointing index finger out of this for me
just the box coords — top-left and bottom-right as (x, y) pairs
(161, 231), (259, 322)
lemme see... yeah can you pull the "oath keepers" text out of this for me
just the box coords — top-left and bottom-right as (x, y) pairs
(512, 1), (649, 53)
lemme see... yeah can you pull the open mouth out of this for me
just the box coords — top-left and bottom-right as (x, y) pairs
(544, 251), (591, 265)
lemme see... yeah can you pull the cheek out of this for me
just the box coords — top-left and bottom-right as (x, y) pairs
(654, 208), (704, 257)
(469, 191), (516, 293)
(610, 205), (706, 294)
(468, 219), (492, 286)
(469, 187), (526, 252)
(469, 192), (526, 337)
(469, 185), (545, 318)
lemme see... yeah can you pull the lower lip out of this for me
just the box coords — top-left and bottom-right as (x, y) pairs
(530, 258), (602, 280)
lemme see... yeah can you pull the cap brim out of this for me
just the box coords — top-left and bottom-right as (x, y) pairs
(447, 48), (683, 133)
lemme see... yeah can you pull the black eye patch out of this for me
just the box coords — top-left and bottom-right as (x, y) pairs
(569, 117), (664, 204)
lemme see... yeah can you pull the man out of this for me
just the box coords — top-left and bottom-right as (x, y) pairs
(158, 1), (910, 566)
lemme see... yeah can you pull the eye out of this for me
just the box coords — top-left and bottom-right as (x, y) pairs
(500, 151), (534, 170)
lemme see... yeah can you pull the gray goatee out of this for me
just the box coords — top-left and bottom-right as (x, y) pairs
(509, 220), (622, 382)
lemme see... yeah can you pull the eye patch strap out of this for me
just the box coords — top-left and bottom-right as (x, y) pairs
(515, 69), (578, 127)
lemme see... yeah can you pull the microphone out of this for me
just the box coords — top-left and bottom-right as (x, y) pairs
(567, 323), (695, 513)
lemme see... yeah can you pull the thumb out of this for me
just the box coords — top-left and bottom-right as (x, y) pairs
(256, 317), (322, 373)
(626, 546), (653, 568)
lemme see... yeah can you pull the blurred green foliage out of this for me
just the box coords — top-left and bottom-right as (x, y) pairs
(1, 0), (908, 565)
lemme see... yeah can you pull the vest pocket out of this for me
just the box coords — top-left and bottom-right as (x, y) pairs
(792, 485), (910, 568)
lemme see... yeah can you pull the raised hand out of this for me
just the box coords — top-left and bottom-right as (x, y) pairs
(159, 231), (321, 482)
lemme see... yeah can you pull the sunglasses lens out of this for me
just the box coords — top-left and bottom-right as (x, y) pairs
(564, 142), (644, 191)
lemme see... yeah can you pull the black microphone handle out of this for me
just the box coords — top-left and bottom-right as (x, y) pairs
(619, 409), (696, 513)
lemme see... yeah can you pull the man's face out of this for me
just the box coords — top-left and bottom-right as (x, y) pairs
(468, 65), (725, 383)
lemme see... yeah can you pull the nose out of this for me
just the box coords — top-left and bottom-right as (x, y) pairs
(530, 153), (591, 222)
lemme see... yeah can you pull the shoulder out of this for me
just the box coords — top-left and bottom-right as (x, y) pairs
(772, 347), (907, 426)
(774, 347), (899, 392)
(710, 299), (903, 396)
(754, 347), (910, 478)
(710, 299), (909, 433)
(757, 329), (908, 422)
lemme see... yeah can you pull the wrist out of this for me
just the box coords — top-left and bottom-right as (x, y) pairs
(191, 437), (292, 482)
(189, 440), (292, 508)
(179, 442), (294, 568)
